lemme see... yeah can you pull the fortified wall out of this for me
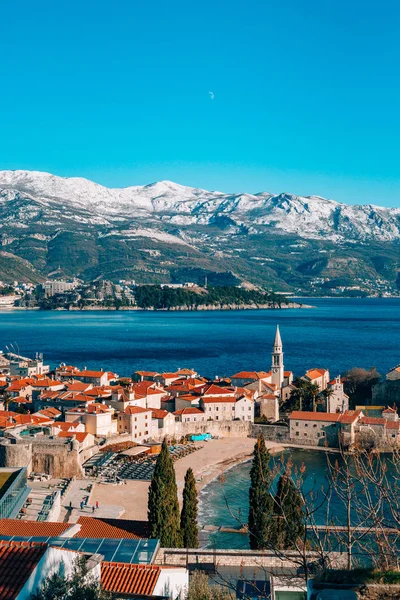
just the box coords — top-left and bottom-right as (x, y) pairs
(176, 420), (252, 439)
(251, 424), (290, 442)
(0, 437), (83, 478)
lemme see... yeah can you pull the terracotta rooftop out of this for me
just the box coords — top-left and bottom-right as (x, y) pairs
(304, 368), (329, 380)
(0, 540), (47, 600)
(0, 519), (73, 538)
(173, 407), (204, 415)
(290, 411), (342, 422)
(359, 417), (386, 426)
(201, 396), (236, 404)
(151, 409), (170, 419)
(124, 406), (152, 415)
(75, 517), (149, 539)
(57, 431), (89, 443)
(230, 371), (270, 380)
(101, 562), (160, 596)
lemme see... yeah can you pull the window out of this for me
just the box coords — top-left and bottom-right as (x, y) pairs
(304, 433), (307, 437)
(216, 407), (219, 411)
(305, 423), (308, 427)
(248, 407), (251, 411)
(313, 424), (317, 428)
(216, 416), (219, 420)
(295, 432), (299, 436)
(296, 422), (299, 426)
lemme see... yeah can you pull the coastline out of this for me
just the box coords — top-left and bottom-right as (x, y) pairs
(7, 302), (314, 312)
(87, 440), (339, 524)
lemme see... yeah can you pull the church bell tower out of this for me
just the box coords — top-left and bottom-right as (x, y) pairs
(271, 325), (284, 389)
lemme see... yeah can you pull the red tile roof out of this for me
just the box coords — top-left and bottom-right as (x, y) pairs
(0, 519), (72, 538)
(338, 410), (361, 424)
(201, 395), (236, 404)
(231, 371), (270, 380)
(76, 517), (148, 539)
(174, 407), (204, 415)
(151, 409), (170, 419)
(386, 421), (400, 430)
(65, 381), (93, 392)
(101, 562), (160, 596)
(124, 406), (152, 415)
(75, 370), (107, 378)
(290, 411), (342, 422)
(359, 417), (386, 426)
(0, 540), (47, 600)
(304, 368), (329, 380)
(57, 431), (89, 443)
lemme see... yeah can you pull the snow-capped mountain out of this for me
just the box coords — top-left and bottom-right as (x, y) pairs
(0, 170), (399, 242)
(0, 170), (399, 292)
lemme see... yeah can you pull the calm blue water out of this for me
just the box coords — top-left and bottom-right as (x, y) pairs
(0, 298), (398, 378)
(198, 449), (399, 550)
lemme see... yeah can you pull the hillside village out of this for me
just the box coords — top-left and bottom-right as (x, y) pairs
(0, 326), (398, 475)
(0, 329), (399, 598)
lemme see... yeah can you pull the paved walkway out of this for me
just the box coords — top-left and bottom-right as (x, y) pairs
(60, 478), (124, 523)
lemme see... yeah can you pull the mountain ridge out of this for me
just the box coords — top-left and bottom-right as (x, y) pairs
(0, 169), (399, 295)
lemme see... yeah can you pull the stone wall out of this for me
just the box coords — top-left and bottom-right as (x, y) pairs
(155, 548), (346, 570)
(0, 439), (83, 478)
(251, 424), (290, 442)
(0, 440), (32, 471)
(175, 420), (252, 439)
(31, 440), (83, 478)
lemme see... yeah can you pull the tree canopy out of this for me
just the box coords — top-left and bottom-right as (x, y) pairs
(148, 438), (182, 547)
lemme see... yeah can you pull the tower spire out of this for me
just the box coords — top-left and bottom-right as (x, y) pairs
(273, 324), (282, 348)
(271, 325), (284, 389)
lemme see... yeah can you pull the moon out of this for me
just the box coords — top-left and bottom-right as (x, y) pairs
(208, 91), (215, 100)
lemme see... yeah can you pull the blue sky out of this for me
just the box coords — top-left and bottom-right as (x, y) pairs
(1, 0), (399, 206)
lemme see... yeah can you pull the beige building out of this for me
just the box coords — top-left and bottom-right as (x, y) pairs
(174, 407), (206, 423)
(151, 409), (176, 439)
(302, 368), (330, 391)
(289, 410), (361, 447)
(65, 403), (116, 438)
(117, 406), (152, 443)
(326, 376), (349, 413)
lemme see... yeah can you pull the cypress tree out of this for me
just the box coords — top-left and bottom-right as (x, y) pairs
(248, 435), (275, 550)
(180, 467), (199, 548)
(148, 439), (182, 547)
(274, 473), (304, 549)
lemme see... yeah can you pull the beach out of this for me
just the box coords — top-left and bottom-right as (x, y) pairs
(89, 438), (285, 521)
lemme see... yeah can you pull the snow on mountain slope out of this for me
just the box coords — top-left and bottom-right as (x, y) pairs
(0, 170), (399, 243)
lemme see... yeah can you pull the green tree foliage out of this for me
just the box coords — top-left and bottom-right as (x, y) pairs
(180, 467), (199, 548)
(148, 438), (182, 547)
(343, 367), (381, 407)
(135, 285), (287, 310)
(187, 571), (235, 600)
(273, 473), (305, 549)
(282, 379), (320, 412)
(31, 557), (110, 600)
(248, 435), (275, 550)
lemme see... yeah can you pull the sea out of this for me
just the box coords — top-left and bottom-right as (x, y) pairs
(0, 297), (399, 379)
(1, 297), (399, 549)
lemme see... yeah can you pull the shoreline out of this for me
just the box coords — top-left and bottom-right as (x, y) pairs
(89, 439), (339, 523)
(5, 302), (314, 312)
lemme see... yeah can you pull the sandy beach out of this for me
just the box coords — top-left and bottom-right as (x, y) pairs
(89, 438), (285, 521)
